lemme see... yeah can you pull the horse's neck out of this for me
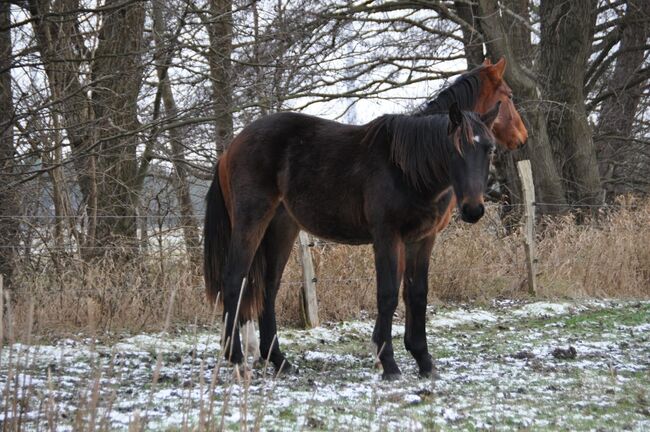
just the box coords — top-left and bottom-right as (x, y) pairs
(411, 153), (452, 202)
(427, 94), (470, 113)
(425, 76), (480, 114)
(418, 178), (452, 202)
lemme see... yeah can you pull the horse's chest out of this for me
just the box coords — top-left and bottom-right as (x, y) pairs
(399, 194), (455, 242)
(400, 212), (441, 242)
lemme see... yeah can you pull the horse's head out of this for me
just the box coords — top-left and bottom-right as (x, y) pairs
(447, 102), (500, 223)
(475, 57), (528, 150)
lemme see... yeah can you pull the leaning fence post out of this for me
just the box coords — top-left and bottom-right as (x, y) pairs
(298, 231), (319, 328)
(517, 160), (538, 296)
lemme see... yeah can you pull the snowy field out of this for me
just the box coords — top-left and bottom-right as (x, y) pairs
(1, 300), (649, 431)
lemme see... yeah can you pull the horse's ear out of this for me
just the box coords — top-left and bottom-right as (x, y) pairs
(493, 57), (506, 79)
(483, 58), (492, 66)
(481, 101), (502, 129)
(448, 102), (463, 135)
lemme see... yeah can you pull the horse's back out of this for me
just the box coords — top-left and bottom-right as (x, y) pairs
(221, 112), (380, 243)
(225, 112), (362, 167)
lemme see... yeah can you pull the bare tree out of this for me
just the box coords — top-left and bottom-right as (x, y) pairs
(2, 0), (650, 280)
(594, 0), (650, 201)
(91, 0), (146, 252)
(448, 0), (650, 212)
(540, 0), (601, 207)
(205, 0), (234, 155)
(152, 0), (201, 265)
(0, 0), (20, 286)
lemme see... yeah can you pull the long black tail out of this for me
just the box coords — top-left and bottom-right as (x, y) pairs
(203, 160), (266, 322)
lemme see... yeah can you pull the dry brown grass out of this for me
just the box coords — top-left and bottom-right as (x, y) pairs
(535, 199), (650, 298)
(9, 254), (212, 337)
(4, 199), (650, 337)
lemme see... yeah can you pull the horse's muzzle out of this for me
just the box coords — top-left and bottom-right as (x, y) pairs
(460, 202), (485, 224)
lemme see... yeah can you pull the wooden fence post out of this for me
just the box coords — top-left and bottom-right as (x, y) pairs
(0, 274), (3, 344)
(517, 160), (538, 296)
(298, 231), (319, 328)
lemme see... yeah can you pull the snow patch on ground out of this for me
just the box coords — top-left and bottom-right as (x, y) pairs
(1, 300), (649, 431)
(511, 301), (580, 317)
(430, 309), (498, 328)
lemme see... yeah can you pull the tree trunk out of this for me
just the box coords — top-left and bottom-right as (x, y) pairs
(540, 0), (601, 207)
(453, 1), (485, 67)
(28, 0), (98, 251)
(0, 1), (20, 287)
(477, 0), (568, 214)
(152, 0), (201, 266)
(594, 0), (650, 201)
(207, 0), (234, 156)
(90, 0), (146, 254)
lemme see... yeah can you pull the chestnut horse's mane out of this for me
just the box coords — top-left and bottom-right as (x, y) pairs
(417, 66), (486, 115)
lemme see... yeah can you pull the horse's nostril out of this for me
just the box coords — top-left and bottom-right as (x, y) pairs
(461, 203), (485, 223)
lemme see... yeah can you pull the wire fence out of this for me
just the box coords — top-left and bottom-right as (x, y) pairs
(0, 199), (644, 263)
(1, 197), (648, 330)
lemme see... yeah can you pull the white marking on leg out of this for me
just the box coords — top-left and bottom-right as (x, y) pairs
(242, 321), (260, 360)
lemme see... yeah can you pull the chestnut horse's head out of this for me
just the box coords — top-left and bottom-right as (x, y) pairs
(474, 58), (528, 150)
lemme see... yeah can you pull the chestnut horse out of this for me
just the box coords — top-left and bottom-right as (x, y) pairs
(205, 102), (502, 379)
(417, 57), (528, 234)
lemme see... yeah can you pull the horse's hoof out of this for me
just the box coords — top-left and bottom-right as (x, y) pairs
(276, 360), (298, 376)
(382, 371), (402, 381)
(232, 364), (253, 382)
(414, 353), (436, 378)
(418, 368), (441, 380)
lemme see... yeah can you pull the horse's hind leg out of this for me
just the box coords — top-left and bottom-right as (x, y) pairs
(403, 235), (436, 378)
(257, 207), (300, 373)
(222, 197), (279, 365)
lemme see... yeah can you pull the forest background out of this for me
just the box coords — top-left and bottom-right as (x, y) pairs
(0, 0), (648, 331)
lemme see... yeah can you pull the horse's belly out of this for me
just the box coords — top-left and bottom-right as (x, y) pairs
(282, 195), (372, 245)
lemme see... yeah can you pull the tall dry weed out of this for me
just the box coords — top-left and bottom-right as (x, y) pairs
(5, 199), (649, 336)
(9, 253), (211, 337)
(535, 200), (650, 298)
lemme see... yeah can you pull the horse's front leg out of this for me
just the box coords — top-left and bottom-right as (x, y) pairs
(403, 235), (437, 378)
(372, 232), (405, 380)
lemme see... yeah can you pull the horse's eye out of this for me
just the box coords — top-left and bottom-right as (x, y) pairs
(508, 94), (513, 100)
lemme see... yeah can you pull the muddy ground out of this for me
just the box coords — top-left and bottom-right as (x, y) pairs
(1, 300), (649, 430)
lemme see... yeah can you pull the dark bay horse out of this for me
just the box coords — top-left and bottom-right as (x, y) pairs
(204, 102), (501, 379)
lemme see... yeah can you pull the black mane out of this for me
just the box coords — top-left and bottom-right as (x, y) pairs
(365, 111), (487, 192)
(417, 66), (485, 115)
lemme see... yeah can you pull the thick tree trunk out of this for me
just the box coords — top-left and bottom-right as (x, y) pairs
(595, 0), (650, 201)
(540, 0), (601, 207)
(90, 0), (146, 254)
(477, 0), (568, 214)
(0, 1), (20, 286)
(28, 0), (94, 206)
(28, 0), (100, 252)
(207, 0), (234, 156)
(453, 1), (485, 68)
